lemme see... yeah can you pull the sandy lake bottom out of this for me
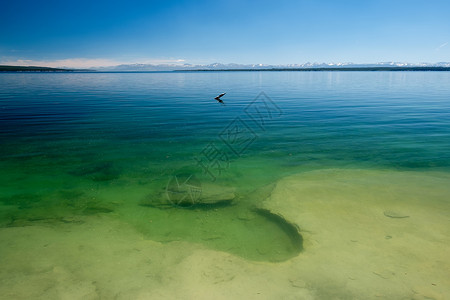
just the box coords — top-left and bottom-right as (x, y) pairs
(1, 168), (449, 300)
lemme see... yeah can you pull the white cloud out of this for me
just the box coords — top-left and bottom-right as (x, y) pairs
(435, 42), (448, 51)
(0, 58), (186, 68)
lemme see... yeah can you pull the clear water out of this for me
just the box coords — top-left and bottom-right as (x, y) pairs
(1, 71), (450, 263)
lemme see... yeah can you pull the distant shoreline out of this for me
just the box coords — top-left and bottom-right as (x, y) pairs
(2, 65), (450, 72)
(0, 65), (75, 72)
(176, 66), (450, 72)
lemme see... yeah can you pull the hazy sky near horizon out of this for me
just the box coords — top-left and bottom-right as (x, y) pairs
(1, 0), (449, 67)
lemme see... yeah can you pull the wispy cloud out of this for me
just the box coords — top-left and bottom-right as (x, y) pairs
(137, 59), (186, 65)
(0, 58), (186, 68)
(435, 42), (449, 51)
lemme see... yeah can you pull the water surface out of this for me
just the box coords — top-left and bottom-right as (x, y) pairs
(1, 71), (449, 261)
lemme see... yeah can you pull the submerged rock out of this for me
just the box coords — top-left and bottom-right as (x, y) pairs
(198, 182), (236, 205)
(383, 210), (410, 219)
(68, 161), (121, 182)
(140, 182), (236, 208)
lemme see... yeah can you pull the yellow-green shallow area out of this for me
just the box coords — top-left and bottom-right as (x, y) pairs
(1, 169), (449, 299)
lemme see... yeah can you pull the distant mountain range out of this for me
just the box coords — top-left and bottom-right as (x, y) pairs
(93, 62), (450, 72)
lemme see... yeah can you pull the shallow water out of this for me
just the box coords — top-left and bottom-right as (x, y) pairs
(1, 71), (450, 264)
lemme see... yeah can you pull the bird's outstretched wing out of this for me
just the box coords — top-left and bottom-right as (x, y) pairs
(215, 93), (226, 100)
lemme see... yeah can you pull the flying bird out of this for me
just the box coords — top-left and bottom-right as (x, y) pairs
(214, 93), (226, 104)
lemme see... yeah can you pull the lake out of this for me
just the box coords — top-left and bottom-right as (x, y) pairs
(1, 71), (449, 299)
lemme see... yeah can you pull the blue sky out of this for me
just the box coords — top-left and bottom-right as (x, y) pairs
(1, 0), (449, 67)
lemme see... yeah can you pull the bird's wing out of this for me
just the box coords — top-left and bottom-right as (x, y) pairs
(216, 93), (226, 99)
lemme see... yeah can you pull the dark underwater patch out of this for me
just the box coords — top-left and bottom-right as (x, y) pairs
(68, 161), (121, 181)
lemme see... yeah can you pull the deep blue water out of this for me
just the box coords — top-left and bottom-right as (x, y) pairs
(2, 72), (449, 172)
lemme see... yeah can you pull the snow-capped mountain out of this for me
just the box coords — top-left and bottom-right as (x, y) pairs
(90, 62), (450, 71)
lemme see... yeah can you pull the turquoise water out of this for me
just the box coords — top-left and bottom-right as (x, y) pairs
(1, 71), (450, 262)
